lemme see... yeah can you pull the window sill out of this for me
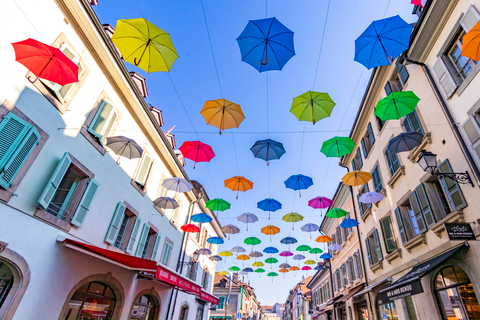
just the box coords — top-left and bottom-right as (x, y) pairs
(403, 233), (427, 253)
(80, 127), (106, 155)
(34, 209), (71, 232)
(430, 210), (464, 238)
(370, 260), (383, 272)
(408, 132), (432, 163)
(385, 248), (402, 264)
(153, 204), (164, 216)
(130, 179), (146, 197)
(387, 166), (405, 189)
(360, 207), (372, 222)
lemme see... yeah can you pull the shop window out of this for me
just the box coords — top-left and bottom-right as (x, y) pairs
(377, 301), (397, 320)
(130, 295), (157, 320)
(135, 224), (161, 260)
(196, 302), (205, 320)
(380, 215), (398, 254)
(365, 229), (383, 266)
(64, 281), (116, 320)
(179, 306), (189, 320)
(435, 266), (480, 320)
(371, 166), (384, 193)
(405, 296), (418, 320)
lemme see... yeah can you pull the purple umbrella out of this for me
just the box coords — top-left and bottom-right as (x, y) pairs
(359, 191), (384, 204)
(300, 223), (320, 239)
(292, 254), (305, 260)
(237, 212), (259, 231)
(308, 196), (333, 209)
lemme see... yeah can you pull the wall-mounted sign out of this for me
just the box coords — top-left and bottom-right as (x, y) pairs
(444, 223), (476, 241)
(0, 241), (8, 253)
(378, 278), (424, 304)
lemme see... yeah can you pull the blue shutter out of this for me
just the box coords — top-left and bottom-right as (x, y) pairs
(71, 178), (99, 227)
(351, 159), (356, 171)
(135, 223), (150, 257)
(365, 184), (372, 209)
(162, 242), (173, 266)
(126, 217), (142, 254)
(151, 234), (161, 261)
(372, 166), (383, 193)
(38, 153), (72, 209)
(385, 150), (400, 176)
(372, 229), (383, 261)
(105, 202), (126, 244)
(357, 148), (363, 168)
(408, 191), (427, 234)
(396, 61), (409, 84)
(361, 138), (368, 158)
(438, 159), (468, 210)
(384, 82), (393, 96)
(367, 123), (375, 145)
(0, 113), (32, 170)
(376, 116), (385, 131)
(365, 238), (372, 265)
(394, 207), (408, 243)
(357, 193), (364, 216)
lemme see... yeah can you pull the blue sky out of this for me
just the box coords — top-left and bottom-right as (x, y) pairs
(94, 0), (418, 305)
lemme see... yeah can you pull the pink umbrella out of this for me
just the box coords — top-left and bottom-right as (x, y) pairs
(179, 140), (215, 169)
(411, 0), (424, 8)
(301, 266), (312, 271)
(308, 196), (333, 209)
(279, 251), (294, 257)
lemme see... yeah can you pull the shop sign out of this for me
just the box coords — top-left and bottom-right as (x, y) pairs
(444, 223), (476, 241)
(0, 242), (7, 253)
(378, 278), (423, 304)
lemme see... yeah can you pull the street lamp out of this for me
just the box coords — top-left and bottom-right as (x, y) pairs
(417, 150), (474, 187)
(179, 250), (200, 266)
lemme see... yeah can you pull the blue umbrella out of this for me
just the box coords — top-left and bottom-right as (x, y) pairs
(314, 264), (324, 271)
(209, 255), (222, 262)
(250, 139), (286, 165)
(237, 17), (295, 72)
(190, 213), (213, 224)
(355, 15), (413, 69)
(387, 132), (424, 153)
(263, 247), (279, 254)
(284, 174), (313, 197)
(243, 267), (254, 273)
(257, 198), (282, 219)
(320, 253), (332, 260)
(280, 237), (297, 245)
(207, 237), (224, 245)
(340, 219), (360, 228)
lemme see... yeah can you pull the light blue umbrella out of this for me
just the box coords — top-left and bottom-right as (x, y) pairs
(340, 219), (360, 228)
(250, 139), (286, 165)
(292, 254), (305, 260)
(284, 174), (313, 197)
(328, 244), (343, 251)
(300, 223), (320, 239)
(231, 246), (246, 253)
(190, 213), (213, 224)
(207, 237), (224, 245)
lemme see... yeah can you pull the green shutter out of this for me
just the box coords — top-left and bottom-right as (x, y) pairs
(219, 297), (225, 309)
(373, 229), (383, 261)
(365, 238), (372, 265)
(126, 217), (142, 254)
(380, 216), (397, 253)
(135, 154), (153, 186)
(71, 178), (99, 227)
(408, 191), (427, 234)
(88, 100), (117, 143)
(0, 126), (40, 189)
(105, 202), (127, 244)
(394, 207), (408, 243)
(135, 223), (150, 257)
(151, 234), (161, 261)
(0, 113), (32, 171)
(415, 183), (435, 227)
(38, 153), (72, 209)
(438, 159), (468, 210)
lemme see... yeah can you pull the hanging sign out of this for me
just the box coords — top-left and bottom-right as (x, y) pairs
(378, 278), (423, 304)
(444, 223), (476, 241)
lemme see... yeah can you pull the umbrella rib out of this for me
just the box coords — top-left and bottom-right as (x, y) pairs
(241, 41), (268, 61)
(250, 20), (268, 39)
(268, 39), (296, 54)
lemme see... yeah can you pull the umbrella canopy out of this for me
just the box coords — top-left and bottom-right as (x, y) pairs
(252, 261), (264, 267)
(342, 171), (372, 187)
(221, 225), (240, 240)
(315, 235), (333, 243)
(289, 266), (300, 271)
(263, 247), (279, 254)
(301, 223), (319, 238)
(207, 237), (224, 245)
(180, 224), (200, 233)
(190, 213), (213, 224)
(11, 38), (79, 85)
(206, 198), (231, 214)
(255, 268), (266, 273)
(355, 15), (413, 69)
(257, 198), (282, 219)
(218, 271), (229, 276)
(210, 255), (222, 261)
(162, 178), (193, 193)
(340, 219), (360, 228)
(309, 248), (323, 254)
(292, 254), (305, 260)
(304, 260), (316, 265)
(308, 196), (333, 209)
(296, 245), (312, 252)
(179, 141), (215, 169)
(461, 20), (480, 61)
(279, 268), (289, 273)
(326, 208), (349, 219)
(279, 251), (294, 257)
(387, 132), (424, 153)
(375, 91), (420, 121)
(198, 248), (212, 255)
(239, 271), (248, 276)
(261, 225), (281, 241)
(320, 253), (333, 259)
(321, 137), (356, 158)
(359, 191), (385, 204)
(242, 268), (254, 273)
(249, 251), (263, 258)
(224, 176), (254, 199)
(244, 237), (262, 246)
(291, 91), (336, 124)
(301, 266), (312, 271)
(237, 213), (259, 231)
(314, 264), (324, 271)
(219, 251), (233, 257)
(279, 263), (291, 269)
(106, 136), (143, 163)
(229, 266), (241, 271)
(328, 244), (343, 251)
(237, 254), (251, 261)
(267, 272), (279, 277)
(265, 257), (279, 264)
(411, 0), (424, 7)
(280, 237), (298, 245)
(201, 99), (245, 134)
(250, 139), (286, 165)
(282, 212), (304, 230)
(231, 246), (246, 253)
(284, 174), (313, 196)
(237, 17), (295, 72)
(112, 18), (177, 72)
(153, 197), (178, 210)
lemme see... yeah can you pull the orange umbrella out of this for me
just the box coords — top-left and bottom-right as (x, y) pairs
(237, 254), (251, 260)
(201, 99), (245, 134)
(224, 176), (253, 199)
(279, 268), (289, 277)
(342, 171), (372, 187)
(261, 225), (281, 241)
(462, 21), (480, 61)
(315, 235), (333, 243)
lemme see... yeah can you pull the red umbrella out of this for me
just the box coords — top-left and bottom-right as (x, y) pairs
(180, 224), (200, 233)
(179, 141), (215, 169)
(11, 38), (79, 85)
(411, 0), (424, 8)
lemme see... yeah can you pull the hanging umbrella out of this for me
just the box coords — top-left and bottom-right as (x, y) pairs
(291, 91), (336, 125)
(279, 268), (289, 273)
(106, 136), (143, 164)
(321, 137), (356, 158)
(387, 132), (424, 153)
(224, 176), (254, 199)
(355, 15), (413, 69)
(329, 244), (343, 251)
(411, 0), (424, 8)
(236, 17), (295, 72)
(314, 264), (325, 271)
(280, 251), (294, 257)
(153, 197), (179, 210)
(179, 141), (215, 169)
(237, 213), (259, 231)
(282, 212), (304, 230)
(252, 261), (264, 267)
(292, 254), (305, 261)
(280, 237), (297, 245)
(231, 246), (246, 253)
(239, 271), (248, 276)
(296, 245), (312, 252)
(267, 271), (279, 282)
(265, 257), (279, 264)
(308, 196), (333, 209)
(375, 91), (420, 121)
(300, 223), (319, 238)
(162, 178), (193, 193)
(207, 237), (224, 245)
(244, 237), (262, 246)
(210, 255), (222, 262)
(263, 247), (279, 254)
(289, 266), (300, 271)
(257, 198), (282, 219)
(112, 18), (177, 72)
(229, 266), (241, 272)
(359, 191), (385, 204)
(304, 260), (316, 265)
(302, 266), (312, 271)
(279, 263), (291, 269)
(320, 253), (333, 260)
(261, 225), (281, 241)
(309, 248), (323, 255)
(237, 255), (250, 261)
(201, 99), (245, 134)
(218, 271), (230, 276)
(219, 251), (233, 257)
(461, 20), (480, 61)
(198, 248), (212, 255)
(221, 225), (240, 240)
(190, 213), (213, 224)
(243, 268), (254, 273)
(11, 38), (79, 85)
(342, 171), (372, 187)
(249, 251), (263, 258)
(250, 139), (286, 165)
(326, 208), (349, 219)
(284, 174), (313, 197)
(315, 235), (333, 243)
(206, 198), (231, 216)
(255, 268), (266, 277)
(341, 219), (360, 228)
(180, 224), (200, 233)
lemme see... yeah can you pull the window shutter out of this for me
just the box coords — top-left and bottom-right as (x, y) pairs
(38, 153), (72, 209)
(361, 138), (368, 158)
(365, 238), (372, 265)
(367, 123), (375, 145)
(88, 100), (117, 144)
(380, 216), (398, 253)
(384, 82), (393, 96)
(126, 217), (142, 254)
(135, 223), (150, 257)
(460, 6), (480, 32)
(365, 184), (372, 209)
(372, 166), (383, 193)
(332, 234), (336, 246)
(186, 256), (192, 277)
(0, 113), (32, 172)
(461, 116), (480, 164)
(404, 111), (424, 135)
(135, 154), (153, 186)
(396, 61), (410, 84)
(71, 178), (99, 227)
(162, 242), (173, 266)
(394, 207), (408, 243)
(372, 229), (383, 261)
(336, 227), (342, 244)
(351, 159), (356, 171)
(438, 159), (468, 210)
(432, 58), (457, 98)
(415, 183), (436, 227)
(348, 257), (355, 282)
(105, 202), (127, 244)
(408, 191), (427, 234)
(151, 234), (161, 261)
(357, 148), (363, 168)
(356, 193), (364, 216)
(385, 150), (400, 176)
(355, 250), (363, 278)
(0, 126), (40, 189)
(376, 116), (385, 131)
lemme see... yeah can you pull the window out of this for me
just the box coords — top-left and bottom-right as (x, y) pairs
(341, 263), (348, 287)
(351, 148), (363, 171)
(357, 184), (372, 217)
(361, 123), (375, 158)
(335, 269), (341, 291)
(131, 295), (157, 320)
(403, 110), (424, 134)
(87, 100), (119, 146)
(376, 116), (386, 131)
(37, 153), (99, 229)
(354, 250), (363, 279)
(384, 61), (409, 96)
(365, 229), (383, 266)
(133, 152), (154, 193)
(105, 202), (142, 254)
(371, 166), (384, 193)
(64, 282), (116, 320)
(437, 159), (468, 211)
(380, 215), (398, 254)
(161, 239), (173, 266)
(335, 226), (342, 245)
(201, 268), (210, 289)
(347, 257), (355, 283)
(172, 197), (183, 225)
(0, 261), (14, 312)
(135, 224), (161, 260)
(385, 149), (400, 176)
(218, 297), (225, 310)
(186, 257), (198, 281)
(461, 113), (480, 167)
(179, 306), (189, 320)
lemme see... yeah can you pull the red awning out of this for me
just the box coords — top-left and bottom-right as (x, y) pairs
(61, 238), (219, 305)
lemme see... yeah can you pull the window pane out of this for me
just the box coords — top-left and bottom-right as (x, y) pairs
(454, 266), (469, 284)
(442, 267), (458, 287)
(437, 288), (468, 320)
(91, 102), (115, 136)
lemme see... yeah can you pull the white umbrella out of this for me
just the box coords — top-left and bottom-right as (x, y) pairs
(162, 177), (193, 193)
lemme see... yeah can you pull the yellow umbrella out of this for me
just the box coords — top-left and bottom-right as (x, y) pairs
(304, 260), (316, 265)
(237, 254), (250, 260)
(218, 271), (230, 276)
(219, 251), (233, 256)
(261, 225), (281, 241)
(252, 261), (264, 267)
(224, 176), (253, 199)
(342, 171), (372, 187)
(112, 18), (178, 73)
(201, 99), (245, 134)
(282, 212), (304, 230)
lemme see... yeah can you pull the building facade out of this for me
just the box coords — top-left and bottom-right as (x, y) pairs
(308, 265), (333, 320)
(284, 276), (312, 320)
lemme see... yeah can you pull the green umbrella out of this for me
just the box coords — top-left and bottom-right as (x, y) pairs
(309, 248), (323, 254)
(290, 91), (336, 125)
(206, 198), (231, 213)
(265, 257), (279, 264)
(229, 266), (241, 271)
(296, 245), (312, 252)
(326, 208), (349, 218)
(255, 268), (266, 273)
(374, 91), (420, 121)
(267, 272), (278, 277)
(321, 137), (356, 158)
(244, 237), (262, 245)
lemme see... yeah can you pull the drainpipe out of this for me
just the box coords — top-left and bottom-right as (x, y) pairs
(403, 56), (480, 185)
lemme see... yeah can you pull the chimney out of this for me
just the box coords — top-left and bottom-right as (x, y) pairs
(164, 126), (176, 149)
(232, 272), (239, 283)
(102, 24), (115, 38)
(174, 150), (186, 167)
(129, 72), (148, 98)
(149, 105), (164, 127)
